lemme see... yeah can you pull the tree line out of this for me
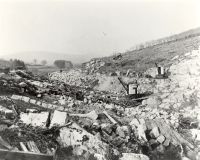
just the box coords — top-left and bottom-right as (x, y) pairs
(8, 59), (73, 70)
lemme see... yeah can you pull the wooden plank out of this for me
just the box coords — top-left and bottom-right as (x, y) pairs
(20, 142), (28, 152)
(0, 149), (53, 160)
(0, 136), (12, 150)
(29, 141), (40, 153)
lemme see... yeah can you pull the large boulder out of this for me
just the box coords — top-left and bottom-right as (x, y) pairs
(120, 153), (149, 160)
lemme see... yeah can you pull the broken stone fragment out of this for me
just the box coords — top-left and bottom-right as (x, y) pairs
(190, 129), (200, 142)
(120, 153), (149, 160)
(58, 123), (108, 158)
(20, 112), (49, 127)
(92, 122), (100, 130)
(58, 96), (66, 105)
(11, 95), (21, 100)
(122, 125), (131, 137)
(163, 138), (170, 147)
(116, 126), (126, 138)
(104, 104), (114, 110)
(156, 135), (165, 144)
(145, 120), (157, 131)
(83, 98), (88, 103)
(130, 118), (147, 143)
(19, 82), (27, 87)
(22, 96), (30, 103)
(79, 118), (93, 129)
(37, 94), (42, 98)
(50, 110), (67, 127)
(156, 144), (165, 154)
(36, 101), (42, 106)
(4, 110), (15, 120)
(138, 118), (147, 131)
(137, 124), (148, 142)
(130, 118), (140, 127)
(47, 104), (53, 109)
(29, 99), (36, 104)
(150, 127), (160, 138)
(41, 102), (48, 108)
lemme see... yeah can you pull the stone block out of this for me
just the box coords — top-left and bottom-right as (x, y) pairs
(163, 138), (170, 147)
(30, 99), (36, 104)
(50, 110), (67, 127)
(116, 126), (126, 138)
(145, 120), (157, 130)
(22, 96), (30, 103)
(36, 101), (42, 106)
(20, 112), (49, 127)
(130, 118), (140, 127)
(157, 135), (165, 144)
(150, 127), (160, 138)
(41, 102), (48, 108)
(47, 104), (53, 109)
(120, 153), (149, 160)
(11, 95), (20, 100)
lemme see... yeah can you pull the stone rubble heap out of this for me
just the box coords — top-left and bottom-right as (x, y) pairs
(82, 59), (106, 74)
(1, 47), (200, 160)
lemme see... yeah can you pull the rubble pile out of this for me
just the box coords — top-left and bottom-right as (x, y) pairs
(48, 69), (98, 88)
(1, 48), (200, 159)
(142, 48), (200, 125)
(82, 59), (106, 74)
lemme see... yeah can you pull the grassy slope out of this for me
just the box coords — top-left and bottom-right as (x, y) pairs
(95, 27), (200, 73)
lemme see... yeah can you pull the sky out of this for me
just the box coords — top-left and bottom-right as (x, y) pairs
(0, 0), (199, 60)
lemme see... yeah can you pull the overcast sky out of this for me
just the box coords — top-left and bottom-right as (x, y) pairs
(0, 0), (199, 58)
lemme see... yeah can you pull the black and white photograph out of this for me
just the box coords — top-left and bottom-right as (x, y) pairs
(0, 0), (200, 159)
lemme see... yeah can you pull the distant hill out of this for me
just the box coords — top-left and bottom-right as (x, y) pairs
(86, 27), (200, 73)
(0, 52), (94, 65)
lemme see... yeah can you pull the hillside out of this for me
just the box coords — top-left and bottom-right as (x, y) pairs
(83, 27), (200, 74)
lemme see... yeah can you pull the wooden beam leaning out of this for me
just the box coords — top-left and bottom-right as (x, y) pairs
(0, 149), (53, 160)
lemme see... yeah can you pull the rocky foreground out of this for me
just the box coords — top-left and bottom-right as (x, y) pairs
(0, 47), (200, 160)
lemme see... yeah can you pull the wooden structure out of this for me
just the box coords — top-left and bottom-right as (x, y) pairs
(128, 82), (138, 95)
(155, 63), (168, 79)
(0, 149), (53, 160)
(157, 66), (165, 75)
(118, 77), (138, 95)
